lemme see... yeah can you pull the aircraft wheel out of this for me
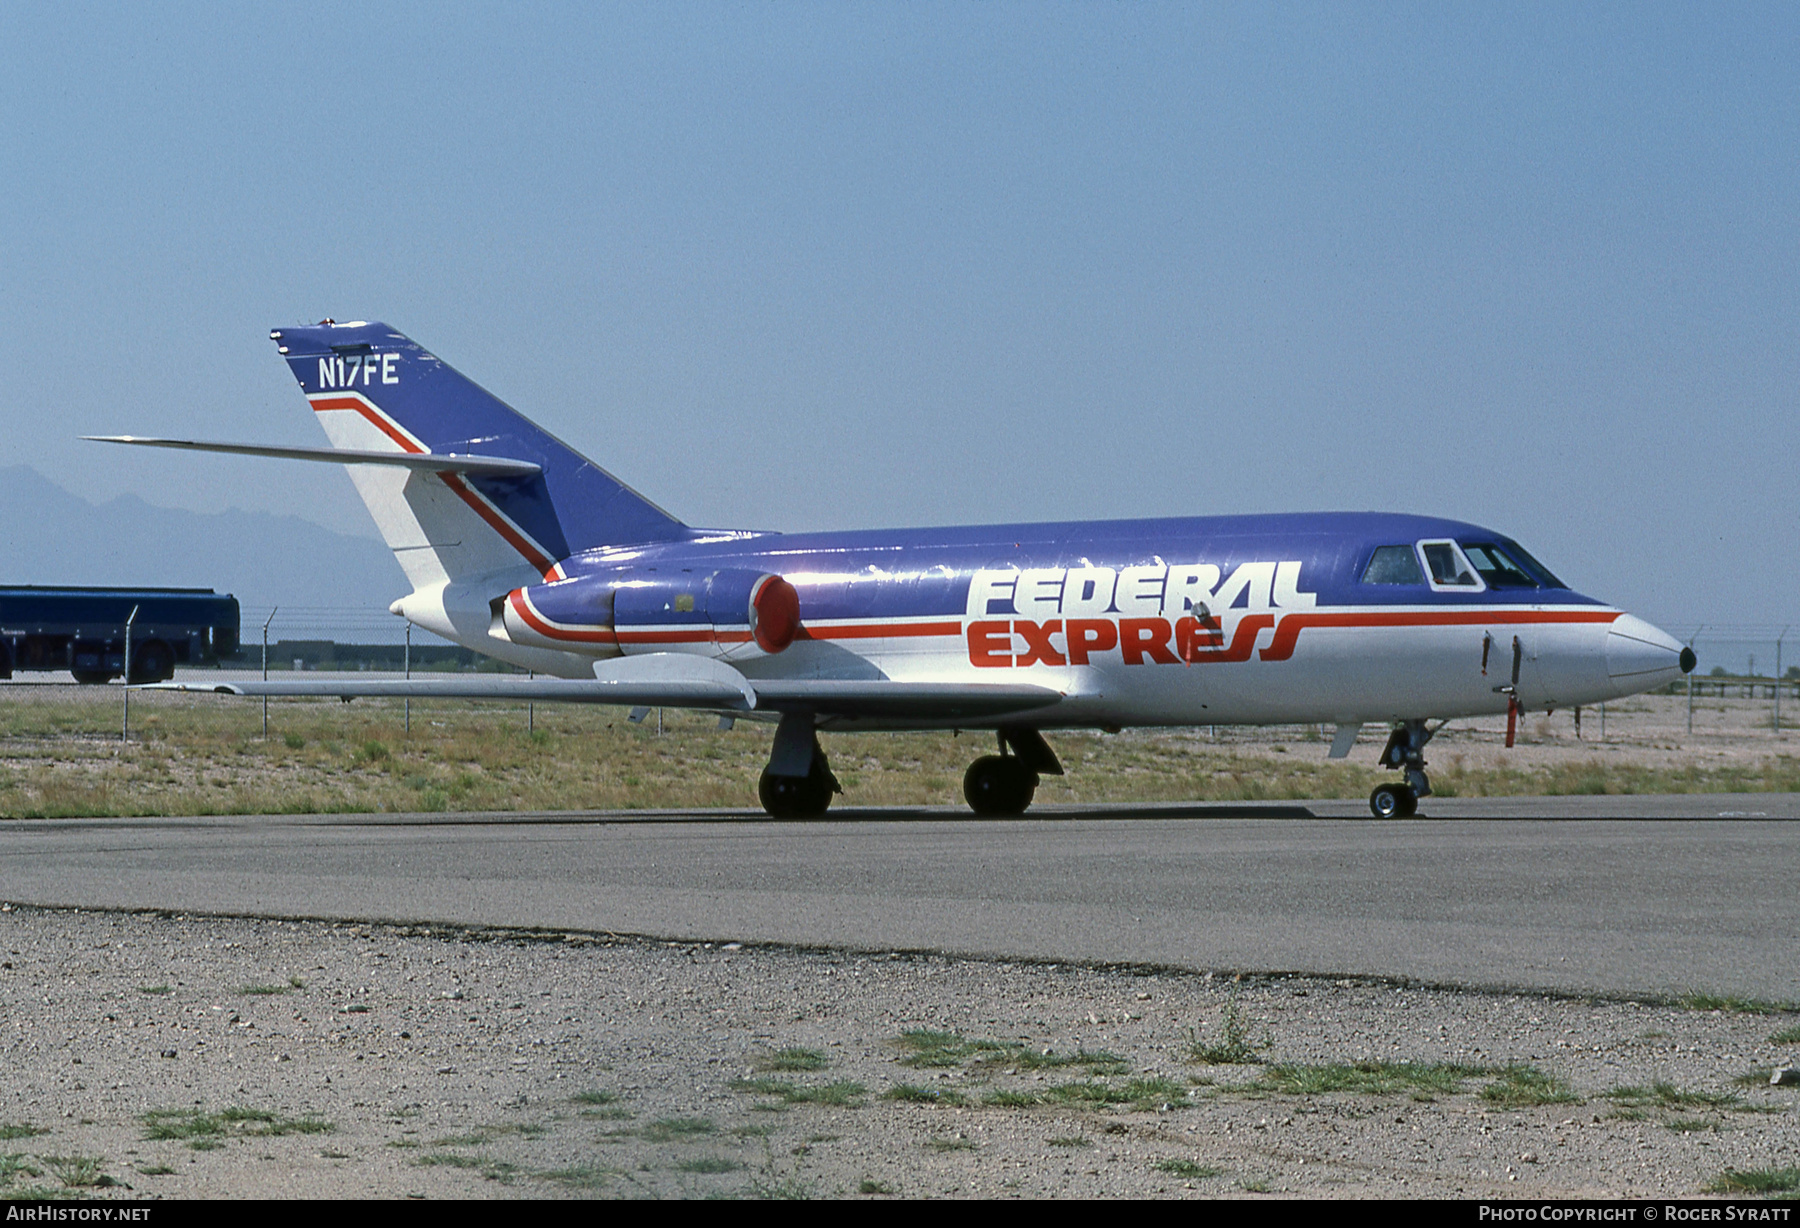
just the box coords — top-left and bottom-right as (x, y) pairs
(758, 766), (834, 819)
(1368, 782), (1417, 819)
(964, 755), (1038, 816)
(71, 670), (114, 685)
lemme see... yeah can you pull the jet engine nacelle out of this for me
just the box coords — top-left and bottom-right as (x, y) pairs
(492, 567), (801, 661)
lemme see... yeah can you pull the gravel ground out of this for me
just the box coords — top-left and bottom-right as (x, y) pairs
(1, 904), (1795, 1199)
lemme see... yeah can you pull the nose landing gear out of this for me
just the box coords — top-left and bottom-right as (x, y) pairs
(1368, 780), (1416, 818)
(1370, 720), (1436, 818)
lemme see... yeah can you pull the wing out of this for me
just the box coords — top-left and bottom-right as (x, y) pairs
(148, 653), (1062, 720)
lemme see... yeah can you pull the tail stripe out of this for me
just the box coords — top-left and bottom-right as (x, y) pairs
(443, 472), (555, 576)
(311, 390), (559, 578)
(310, 393), (425, 453)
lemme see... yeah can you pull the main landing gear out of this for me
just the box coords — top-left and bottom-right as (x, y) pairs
(754, 719), (1066, 819)
(758, 745), (840, 818)
(758, 721), (841, 819)
(963, 728), (1063, 817)
(1369, 720), (1435, 819)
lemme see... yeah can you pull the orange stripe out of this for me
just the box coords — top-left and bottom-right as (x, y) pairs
(614, 628), (716, 644)
(510, 590), (615, 645)
(310, 395), (420, 453)
(805, 621), (963, 640)
(440, 472), (554, 574)
(1259, 608), (1619, 661)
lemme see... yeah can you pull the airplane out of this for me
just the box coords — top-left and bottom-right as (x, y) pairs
(92, 320), (1697, 820)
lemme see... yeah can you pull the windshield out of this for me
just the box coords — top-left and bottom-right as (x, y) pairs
(1459, 543), (1539, 589)
(1459, 540), (1565, 589)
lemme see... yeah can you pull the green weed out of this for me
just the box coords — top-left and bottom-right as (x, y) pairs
(754, 1047), (830, 1073)
(1705, 1168), (1800, 1194)
(237, 976), (305, 996)
(747, 1175), (815, 1199)
(675, 1156), (743, 1173)
(1606, 1082), (1742, 1112)
(0, 1155), (42, 1183)
(40, 1156), (118, 1189)
(639, 1118), (717, 1143)
(1256, 1061), (1495, 1097)
(141, 1106), (331, 1148)
(1679, 994), (1794, 1015)
(1187, 994), (1263, 1065)
(893, 1029), (1126, 1074)
(1480, 1066), (1580, 1108)
(882, 1084), (968, 1106)
(1153, 1158), (1222, 1179)
(732, 1079), (866, 1108)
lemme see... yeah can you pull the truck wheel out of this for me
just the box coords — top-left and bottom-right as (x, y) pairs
(130, 640), (174, 683)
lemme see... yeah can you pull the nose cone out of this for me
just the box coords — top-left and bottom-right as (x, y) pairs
(1606, 613), (1691, 688)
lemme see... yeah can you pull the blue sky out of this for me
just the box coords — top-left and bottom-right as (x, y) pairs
(2, 2), (1795, 627)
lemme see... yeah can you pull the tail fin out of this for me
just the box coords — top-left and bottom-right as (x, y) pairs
(270, 321), (686, 589)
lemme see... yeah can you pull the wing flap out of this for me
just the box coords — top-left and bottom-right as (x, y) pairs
(750, 679), (1061, 718)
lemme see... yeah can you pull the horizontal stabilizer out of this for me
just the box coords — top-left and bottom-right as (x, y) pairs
(85, 435), (542, 478)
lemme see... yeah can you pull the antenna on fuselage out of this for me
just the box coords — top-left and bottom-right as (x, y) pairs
(1504, 636), (1522, 747)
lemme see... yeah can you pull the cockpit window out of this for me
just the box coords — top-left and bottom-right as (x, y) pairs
(1361, 545), (1425, 584)
(1459, 542), (1541, 589)
(1500, 540), (1566, 590)
(1421, 541), (1479, 587)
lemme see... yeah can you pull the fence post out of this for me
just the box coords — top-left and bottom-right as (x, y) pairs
(121, 605), (138, 742)
(1686, 627), (1700, 736)
(261, 607), (277, 738)
(404, 623), (411, 735)
(1778, 628), (1788, 734)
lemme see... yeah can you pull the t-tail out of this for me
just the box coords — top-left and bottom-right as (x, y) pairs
(270, 320), (688, 590)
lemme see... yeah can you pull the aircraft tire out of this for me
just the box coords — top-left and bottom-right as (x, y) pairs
(964, 755), (1038, 816)
(71, 670), (115, 685)
(1368, 782), (1417, 819)
(758, 767), (833, 819)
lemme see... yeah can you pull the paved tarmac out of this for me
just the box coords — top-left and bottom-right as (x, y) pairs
(3, 795), (1794, 1002)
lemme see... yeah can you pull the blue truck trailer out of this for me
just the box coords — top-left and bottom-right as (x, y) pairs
(0, 587), (240, 683)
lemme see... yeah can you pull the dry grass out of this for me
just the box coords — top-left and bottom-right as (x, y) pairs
(0, 685), (1793, 818)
